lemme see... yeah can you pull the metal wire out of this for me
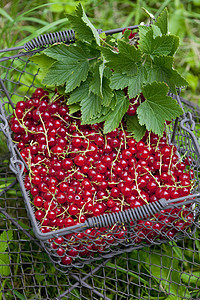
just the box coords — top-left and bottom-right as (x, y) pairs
(24, 29), (76, 50)
(85, 198), (168, 228)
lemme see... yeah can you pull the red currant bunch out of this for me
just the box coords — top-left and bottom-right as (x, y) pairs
(10, 88), (194, 265)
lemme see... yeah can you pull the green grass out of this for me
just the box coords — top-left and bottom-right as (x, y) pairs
(0, 1), (200, 299)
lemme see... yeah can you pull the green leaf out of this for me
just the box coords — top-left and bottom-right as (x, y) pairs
(68, 76), (90, 105)
(82, 109), (108, 125)
(181, 272), (200, 285)
(0, 231), (13, 252)
(138, 25), (150, 40)
(42, 44), (89, 92)
(67, 3), (100, 45)
(128, 64), (147, 98)
(102, 40), (141, 74)
(89, 62), (113, 106)
(44, 43), (75, 61)
(151, 25), (162, 38)
(68, 104), (81, 114)
(155, 8), (168, 35)
(44, 41), (99, 62)
(140, 247), (191, 299)
(89, 62), (104, 97)
(169, 35), (179, 56)
(30, 53), (55, 81)
(0, 254), (10, 276)
(139, 29), (173, 57)
(81, 92), (102, 123)
(110, 72), (131, 90)
(137, 82), (183, 135)
(103, 67), (112, 79)
(103, 91), (130, 133)
(118, 40), (141, 62)
(30, 53), (55, 67)
(109, 94), (118, 110)
(76, 40), (101, 60)
(125, 115), (146, 141)
(101, 77), (113, 106)
(122, 29), (133, 42)
(110, 64), (146, 98)
(149, 55), (188, 93)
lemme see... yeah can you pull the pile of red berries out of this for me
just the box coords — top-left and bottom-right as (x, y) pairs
(10, 88), (195, 265)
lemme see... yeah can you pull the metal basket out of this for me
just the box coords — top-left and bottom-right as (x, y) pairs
(1, 130), (200, 299)
(0, 27), (200, 271)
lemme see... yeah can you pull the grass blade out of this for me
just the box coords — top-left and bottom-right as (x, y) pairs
(16, 18), (69, 47)
(0, 8), (14, 22)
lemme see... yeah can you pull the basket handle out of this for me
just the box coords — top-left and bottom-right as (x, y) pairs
(23, 25), (141, 51)
(84, 198), (168, 228)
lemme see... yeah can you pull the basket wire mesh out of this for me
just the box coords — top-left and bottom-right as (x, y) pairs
(1, 155), (200, 299)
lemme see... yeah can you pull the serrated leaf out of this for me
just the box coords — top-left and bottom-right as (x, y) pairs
(0, 231), (13, 252)
(149, 55), (188, 93)
(101, 77), (113, 106)
(42, 44), (89, 92)
(104, 67), (112, 79)
(68, 104), (81, 114)
(81, 104), (111, 125)
(0, 254), (10, 276)
(103, 91), (130, 133)
(44, 44), (73, 61)
(110, 64), (146, 98)
(68, 75), (91, 105)
(82, 112), (107, 125)
(89, 62), (104, 97)
(125, 115), (146, 141)
(30, 53), (55, 68)
(102, 40), (141, 75)
(99, 32), (106, 39)
(110, 72), (131, 90)
(76, 40), (101, 59)
(44, 43), (90, 64)
(128, 64), (147, 98)
(169, 35), (179, 56)
(118, 40), (141, 61)
(89, 62), (113, 106)
(81, 92), (102, 123)
(109, 94), (118, 110)
(139, 29), (173, 57)
(67, 3), (100, 45)
(30, 54), (55, 81)
(151, 25), (162, 38)
(137, 82), (183, 135)
(155, 8), (168, 35)
(138, 25), (150, 40)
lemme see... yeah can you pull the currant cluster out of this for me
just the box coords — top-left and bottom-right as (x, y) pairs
(10, 88), (194, 265)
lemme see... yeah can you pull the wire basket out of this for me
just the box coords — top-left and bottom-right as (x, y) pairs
(0, 27), (200, 270)
(1, 130), (200, 300)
